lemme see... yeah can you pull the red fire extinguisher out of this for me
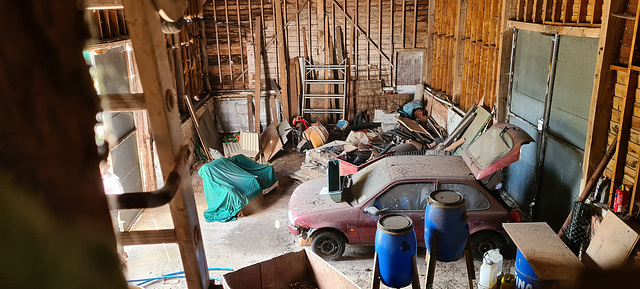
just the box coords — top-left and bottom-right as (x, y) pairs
(614, 185), (628, 213)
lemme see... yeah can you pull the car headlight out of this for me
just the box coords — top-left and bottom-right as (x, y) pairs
(288, 210), (295, 226)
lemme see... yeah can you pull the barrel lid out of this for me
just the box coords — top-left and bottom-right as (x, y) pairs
(428, 189), (465, 209)
(377, 214), (414, 235)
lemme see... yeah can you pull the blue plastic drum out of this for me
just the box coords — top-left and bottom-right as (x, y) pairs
(515, 248), (548, 289)
(424, 189), (469, 262)
(375, 214), (417, 288)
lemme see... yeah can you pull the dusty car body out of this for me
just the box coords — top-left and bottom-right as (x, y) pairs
(288, 123), (533, 260)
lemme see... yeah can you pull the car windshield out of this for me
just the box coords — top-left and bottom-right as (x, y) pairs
(349, 159), (392, 205)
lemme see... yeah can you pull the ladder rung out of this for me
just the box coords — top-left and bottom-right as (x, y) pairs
(116, 229), (177, 246)
(304, 80), (345, 84)
(304, 94), (345, 99)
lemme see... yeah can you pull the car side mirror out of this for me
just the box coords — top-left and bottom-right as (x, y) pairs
(364, 205), (380, 216)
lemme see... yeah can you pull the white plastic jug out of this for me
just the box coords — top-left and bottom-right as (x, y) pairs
(478, 249), (503, 289)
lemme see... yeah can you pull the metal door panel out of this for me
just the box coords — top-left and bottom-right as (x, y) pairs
(548, 36), (598, 150)
(537, 135), (584, 230)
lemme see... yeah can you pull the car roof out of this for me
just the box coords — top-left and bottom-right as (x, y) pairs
(385, 155), (475, 180)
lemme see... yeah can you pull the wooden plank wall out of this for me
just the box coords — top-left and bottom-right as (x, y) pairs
(430, 0), (457, 95)
(91, 9), (129, 41)
(603, 0), (640, 214)
(458, 0), (502, 111)
(516, 0), (604, 25)
(204, 0), (428, 91)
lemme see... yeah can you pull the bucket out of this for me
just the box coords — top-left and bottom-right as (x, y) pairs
(375, 214), (417, 288)
(515, 248), (548, 289)
(304, 124), (329, 148)
(424, 189), (469, 262)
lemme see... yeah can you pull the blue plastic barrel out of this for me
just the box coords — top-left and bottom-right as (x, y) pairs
(375, 214), (417, 288)
(424, 189), (469, 262)
(515, 248), (548, 289)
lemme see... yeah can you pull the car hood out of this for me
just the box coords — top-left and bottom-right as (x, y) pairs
(462, 123), (534, 180)
(288, 178), (352, 217)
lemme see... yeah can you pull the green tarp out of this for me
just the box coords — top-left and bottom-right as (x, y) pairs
(198, 155), (278, 222)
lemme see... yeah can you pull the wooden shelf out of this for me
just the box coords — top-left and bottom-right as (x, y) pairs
(610, 64), (630, 72)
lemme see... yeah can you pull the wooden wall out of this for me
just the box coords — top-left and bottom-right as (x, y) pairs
(204, 0), (428, 91)
(603, 0), (640, 214)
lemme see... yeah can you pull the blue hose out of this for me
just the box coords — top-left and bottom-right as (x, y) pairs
(128, 267), (233, 286)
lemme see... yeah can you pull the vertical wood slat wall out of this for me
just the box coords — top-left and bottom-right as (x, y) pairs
(604, 0), (640, 215)
(516, 0), (603, 25)
(459, 0), (502, 111)
(204, 0), (428, 91)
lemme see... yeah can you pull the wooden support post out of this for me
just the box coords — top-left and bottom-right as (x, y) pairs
(425, 0), (436, 85)
(235, 0), (245, 89)
(224, 0), (233, 90)
(367, 0), (371, 80)
(452, 0), (469, 104)
(608, 1), (640, 207)
(495, 0), (517, 121)
(212, 0), (223, 84)
(297, 0), (301, 56)
(348, 16), (356, 120)
(402, 0), (407, 49)
(390, 0), (395, 86)
(413, 0), (418, 48)
(378, 0), (382, 81)
(581, 0), (625, 192)
(275, 0), (290, 123)
(254, 16), (263, 132)
(122, 0), (209, 288)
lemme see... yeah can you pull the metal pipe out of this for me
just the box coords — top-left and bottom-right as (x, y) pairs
(531, 34), (560, 220)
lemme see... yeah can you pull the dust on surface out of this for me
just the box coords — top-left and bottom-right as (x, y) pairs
(123, 151), (514, 289)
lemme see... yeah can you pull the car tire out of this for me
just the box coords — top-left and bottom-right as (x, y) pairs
(311, 231), (346, 260)
(469, 232), (507, 259)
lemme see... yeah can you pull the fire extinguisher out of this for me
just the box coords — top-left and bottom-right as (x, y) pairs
(614, 185), (628, 214)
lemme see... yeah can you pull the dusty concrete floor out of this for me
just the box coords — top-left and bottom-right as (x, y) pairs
(125, 151), (515, 289)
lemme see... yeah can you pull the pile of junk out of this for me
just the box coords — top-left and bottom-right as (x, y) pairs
(290, 97), (494, 182)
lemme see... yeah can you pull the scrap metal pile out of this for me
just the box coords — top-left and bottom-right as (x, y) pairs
(292, 100), (493, 182)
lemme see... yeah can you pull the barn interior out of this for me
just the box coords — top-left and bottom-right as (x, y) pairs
(3, 0), (640, 288)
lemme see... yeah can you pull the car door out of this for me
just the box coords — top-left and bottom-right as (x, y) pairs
(358, 181), (435, 246)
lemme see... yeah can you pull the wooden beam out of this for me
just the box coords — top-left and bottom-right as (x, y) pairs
(413, 0), (418, 48)
(367, 0), (371, 79)
(452, 0), (468, 104)
(275, 0), (290, 122)
(236, 0), (246, 89)
(390, 0), (395, 86)
(507, 20), (600, 38)
(122, 0), (209, 288)
(378, 0), (382, 81)
(402, 0), (406, 49)
(212, 0), (223, 84)
(224, 0), (233, 89)
(84, 0), (123, 9)
(115, 229), (177, 246)
(332, 0), (391, 65)
(100, 93), (147, 111)
(254, 16), (262, 132)
(495, 0), (517, 121)
(425, 0), (436, 85)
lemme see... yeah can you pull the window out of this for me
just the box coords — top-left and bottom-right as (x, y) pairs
(437, 183), (490, 211)
(375, 182), (435, 211)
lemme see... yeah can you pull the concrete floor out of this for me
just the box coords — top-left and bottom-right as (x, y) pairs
(125, 151), (515, 289)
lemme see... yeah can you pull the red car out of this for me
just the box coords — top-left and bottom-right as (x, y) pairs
(288, 123), (533, 260)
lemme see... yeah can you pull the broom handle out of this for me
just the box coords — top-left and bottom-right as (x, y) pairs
(558, 144), (616, 238)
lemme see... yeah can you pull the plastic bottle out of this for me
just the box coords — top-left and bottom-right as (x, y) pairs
(500, 273), (515, 289)
(478, 250), (500, 289)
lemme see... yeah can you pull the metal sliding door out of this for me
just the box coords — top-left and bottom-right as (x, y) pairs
(504, 30), (598, 231)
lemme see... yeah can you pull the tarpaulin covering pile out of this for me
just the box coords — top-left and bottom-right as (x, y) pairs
(198, 155), (278, 222)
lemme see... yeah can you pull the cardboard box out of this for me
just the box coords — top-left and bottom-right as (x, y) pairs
(222, 249), (361, 289)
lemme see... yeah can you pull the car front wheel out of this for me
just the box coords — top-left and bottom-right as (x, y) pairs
(469, 232), (507, 259)
(311, 231), (346, 260)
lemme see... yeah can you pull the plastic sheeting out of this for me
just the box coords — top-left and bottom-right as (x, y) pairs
(198, 155), (278, 222)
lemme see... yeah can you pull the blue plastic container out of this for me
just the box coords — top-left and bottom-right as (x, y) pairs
(515, 248), (548, 289)
(424, 189), (469, 262)
(375, 214), (417, 288)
